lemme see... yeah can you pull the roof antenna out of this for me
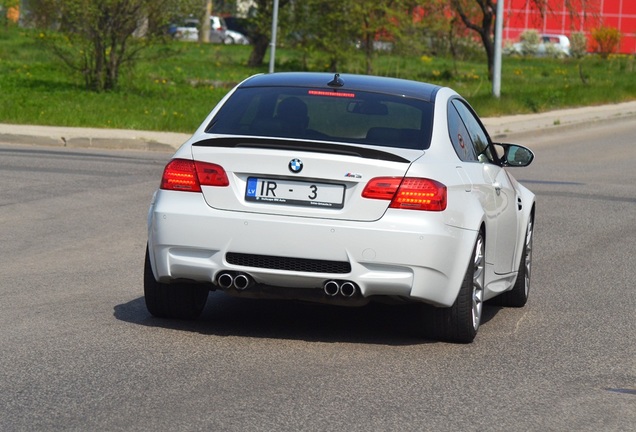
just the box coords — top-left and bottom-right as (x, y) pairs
(327, 73), (344, 87)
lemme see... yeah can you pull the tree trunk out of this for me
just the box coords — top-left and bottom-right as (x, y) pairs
(365, 35), (373, 75)
(480, 31), (494, 82)
(451, 0), (495, 81)
(201, 0), (212, 43)
(246, 0), (292, 68)
(247, 34), (269, 67)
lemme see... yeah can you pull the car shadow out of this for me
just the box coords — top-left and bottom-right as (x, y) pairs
(114, 292), (501, 346)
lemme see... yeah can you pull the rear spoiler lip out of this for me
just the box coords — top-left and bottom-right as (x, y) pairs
(191, 136), (413, 163)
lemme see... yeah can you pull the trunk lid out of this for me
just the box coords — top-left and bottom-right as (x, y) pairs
(191, 137), (419, 222)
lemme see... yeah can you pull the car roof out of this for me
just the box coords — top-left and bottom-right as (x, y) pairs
(239, 72), (441, 103)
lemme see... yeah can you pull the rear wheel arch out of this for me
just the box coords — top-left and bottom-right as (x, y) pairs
(490, 208), (534, 307)
(421, 226), (485, 343)
(144, 246), (209, 319)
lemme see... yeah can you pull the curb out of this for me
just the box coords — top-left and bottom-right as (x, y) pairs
(0, 132), (178, 152)
(481, 100), (636, 140)
(0, 124), (189, 152)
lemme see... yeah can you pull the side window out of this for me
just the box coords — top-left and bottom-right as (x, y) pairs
(452, 100), (496, 164)
(447, 102), (477, 162)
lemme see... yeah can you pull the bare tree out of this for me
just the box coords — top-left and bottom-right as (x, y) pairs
(451, 0), (496, 80)
(31, 0), (177, 91)
(451, 0), (594, 81)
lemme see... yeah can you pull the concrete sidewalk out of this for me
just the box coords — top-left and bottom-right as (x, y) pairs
(481, 100), (636, 138)
(1, 100), (635, 152)
(0, 123), (189, 152)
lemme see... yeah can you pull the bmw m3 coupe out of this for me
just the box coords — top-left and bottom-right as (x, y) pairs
(145, 72), (535, 343)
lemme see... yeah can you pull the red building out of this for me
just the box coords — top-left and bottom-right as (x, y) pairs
(503, 0), (636, 54)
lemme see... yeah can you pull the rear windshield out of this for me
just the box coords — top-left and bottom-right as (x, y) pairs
(206, 86), (434, 150)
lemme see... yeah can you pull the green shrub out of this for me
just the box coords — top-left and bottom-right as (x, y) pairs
(519, 29), (540, 56)
(591, 26), (621, 59)
(570, 31), (588, 59)
(544, 42), (567, 59)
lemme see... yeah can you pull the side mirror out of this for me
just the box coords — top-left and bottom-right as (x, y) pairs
(494, 143), (534, 167)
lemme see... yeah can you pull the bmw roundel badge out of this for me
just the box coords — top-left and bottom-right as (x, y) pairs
(289, 158), (303, 173)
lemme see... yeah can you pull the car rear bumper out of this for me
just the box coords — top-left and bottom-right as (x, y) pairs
(147, 190), (478, 307)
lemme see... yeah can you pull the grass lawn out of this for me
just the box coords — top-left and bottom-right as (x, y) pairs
(1, 27), (635, 133)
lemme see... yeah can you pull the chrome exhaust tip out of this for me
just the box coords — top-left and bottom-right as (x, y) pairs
(324, 280), (340, 297)
(339, 281), (357, 297)
(233, 274), (251, 290)
(217, 272), (234, 289)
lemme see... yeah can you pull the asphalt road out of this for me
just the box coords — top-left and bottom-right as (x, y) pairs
(1, 121), (635, 431)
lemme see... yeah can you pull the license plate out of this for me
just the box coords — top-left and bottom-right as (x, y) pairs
(245, 177), (345, 209)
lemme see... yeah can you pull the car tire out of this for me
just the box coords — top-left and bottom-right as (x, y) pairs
(424, 230), (485, 343)
(224, 36), (234, 45)
(144, 247), (209, 319)
(490, 213), (534, 307)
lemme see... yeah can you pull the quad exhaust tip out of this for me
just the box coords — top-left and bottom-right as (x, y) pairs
(218, 273), (358, 298)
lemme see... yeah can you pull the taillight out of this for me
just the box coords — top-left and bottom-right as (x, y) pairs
(361, 177), (402, 200)
(160, 159), (228, 192)
(362, 177), (447, 211)
(194, 161), (229, 187)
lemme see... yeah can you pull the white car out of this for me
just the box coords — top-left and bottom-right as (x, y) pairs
(224, 29), (250, 45)
(145, 72), (536, 343)
(171, 16), (228, 43)
(171, 19), (198, 41)
(510, 33), (571, 57)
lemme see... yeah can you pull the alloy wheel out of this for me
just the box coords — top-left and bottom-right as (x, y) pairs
(472, 234), (485, 330)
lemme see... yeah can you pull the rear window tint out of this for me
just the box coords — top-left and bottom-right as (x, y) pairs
(207, 87), (434, 150)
